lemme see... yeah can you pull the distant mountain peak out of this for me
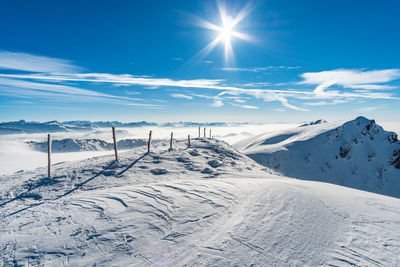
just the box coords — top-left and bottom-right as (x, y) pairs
(0, 120), (247, 135)
(236, 116), (400, 198)
(300, 119), (327, 127)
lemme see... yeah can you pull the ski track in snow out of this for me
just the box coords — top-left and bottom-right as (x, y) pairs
(1, 138), (400, 266)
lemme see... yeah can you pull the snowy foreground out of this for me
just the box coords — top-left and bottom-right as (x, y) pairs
(1, 138), (400, 266)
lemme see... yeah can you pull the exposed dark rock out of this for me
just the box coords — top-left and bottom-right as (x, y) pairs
(300, 119), (327, 127)
(387, 133), (398, 144)
(368, 152), (376, 161)
(365, 121), (374, 131)
(391, 149), (400, 169)
(339, 145), (351, 158)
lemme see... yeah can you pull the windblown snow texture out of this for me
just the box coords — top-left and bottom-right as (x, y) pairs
(1, 137), (399, 266)
(235, 116), (400, 198)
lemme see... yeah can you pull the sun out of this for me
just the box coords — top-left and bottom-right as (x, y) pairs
(219, 16), (234, 44)
(191, 2), (254, 63)
(220, 24), (232, 43)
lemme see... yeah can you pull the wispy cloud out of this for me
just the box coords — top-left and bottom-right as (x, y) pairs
(0, 51), (82, 73)
(242, 82), (271, 87)
(356, 106), (381, 112)
(8, 70), (396, 111)
(218, 90), (309, 111)
(143, 85), (161, 89)
(300, 69), (400, 95)
(170, 93), (193, 100)
(2, 70), (397, 111)
(271, 108), (286, 112)
(241, 82), (294, 87)
(0, 78), (162, 108)
(0, 77), (141, 100)
(1, 52), (398, 112)
(211, 100), (224, 107)
(296, 69), (400, 108)
(230, 103), (259, 109)
(151, 99), (168, 103)
(241, 105), (258, 109)
(0, 86), (163, 108)
(303, 99), (351, 106)
(124, 90), (141, 95)
(225, 97), (248, 103)
(0, 72), (226, 90)
(222, 66), (300, 72)
(192, 94), (225, 108)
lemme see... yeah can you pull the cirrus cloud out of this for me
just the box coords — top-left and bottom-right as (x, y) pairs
(0, 51), (82, 73)
(170, 93), (193, 100)
(1, 51), (399, 112)
(300, 69), (400, 95)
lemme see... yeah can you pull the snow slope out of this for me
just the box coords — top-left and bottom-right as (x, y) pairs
(1, 138), (400, 266)
(235, 116), (400, 198)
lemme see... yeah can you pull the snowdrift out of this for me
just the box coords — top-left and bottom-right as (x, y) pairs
(235, 116), (400, 198)
(1, 138), (400, 265)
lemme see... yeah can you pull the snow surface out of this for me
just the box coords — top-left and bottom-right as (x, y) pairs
(235, 116), (400, 198)
(1, 138), (400, 266)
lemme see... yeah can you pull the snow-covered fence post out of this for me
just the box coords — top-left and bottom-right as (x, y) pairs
(112, 127), (118, 162)
(209, 129), (212, 138)
(148, 130), (152, 153)
(47, 133), (51, 178)
(204, 127), (206, 138)
(198, 127), (200, 138)
(188, 134), (191, 146)
(170, 132), (173, 150)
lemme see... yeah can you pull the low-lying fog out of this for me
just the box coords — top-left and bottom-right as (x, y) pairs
(0, 124), (298, 175)
(1, 121), (399, 176)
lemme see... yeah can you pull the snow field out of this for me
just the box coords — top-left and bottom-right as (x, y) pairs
(1, 138), (399, 266)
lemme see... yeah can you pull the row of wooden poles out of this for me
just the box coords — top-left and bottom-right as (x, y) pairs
(46, 127), (213, 178)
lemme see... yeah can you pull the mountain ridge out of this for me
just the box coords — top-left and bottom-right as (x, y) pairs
(0, 120), (250, 134)
(235, 116), (400, 198)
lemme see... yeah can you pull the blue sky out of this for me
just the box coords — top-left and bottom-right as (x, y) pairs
(0, 0), (399, 123)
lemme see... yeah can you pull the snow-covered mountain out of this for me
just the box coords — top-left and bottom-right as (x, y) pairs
(1, 138), (399, 266)
(27, 138), (147, 153)
(0, 120), (72, 134)
(235, 116), (400, 198)
(0, 120), (248, 134)
(299, 119), (327, 127)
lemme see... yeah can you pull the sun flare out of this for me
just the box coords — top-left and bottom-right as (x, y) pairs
(219, 15), (234, 44)
(192, 2), (253, 63)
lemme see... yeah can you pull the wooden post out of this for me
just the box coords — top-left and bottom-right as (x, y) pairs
(147, 130), (152, 153)
(209, 129), (212, 138)
(204, 127), (206, 138)
(188, 134), (191, 146)
(170, 132), (173, 150)
(112, 127), (118, 162)
(198, 127), (200, 138)
(47, 134), (51, 178)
